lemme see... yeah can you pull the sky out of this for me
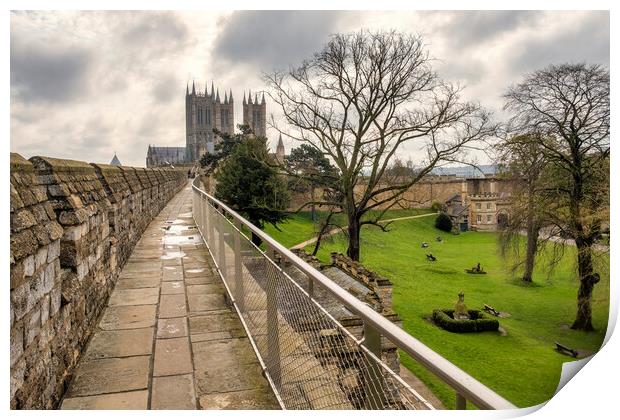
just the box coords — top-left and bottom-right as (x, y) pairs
(10, 10), (610, 167)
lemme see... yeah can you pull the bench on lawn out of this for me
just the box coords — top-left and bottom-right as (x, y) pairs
(555, 342), (578, 358)
(483, 304), (500, 317)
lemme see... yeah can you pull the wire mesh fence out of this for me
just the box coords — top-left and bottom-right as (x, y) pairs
(193, 188), (432, 410)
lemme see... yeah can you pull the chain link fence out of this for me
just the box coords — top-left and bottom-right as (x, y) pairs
(192, 181), (516, 411)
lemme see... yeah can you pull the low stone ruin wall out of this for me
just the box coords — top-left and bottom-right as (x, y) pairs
(292, 249), (402, 376)
(9, 154), (186, 409)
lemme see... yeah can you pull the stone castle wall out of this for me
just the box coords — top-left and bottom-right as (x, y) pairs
(288, 176), (515, 212)
(9, 153), (186, 409)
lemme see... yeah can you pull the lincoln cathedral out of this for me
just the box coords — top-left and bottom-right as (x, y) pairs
(146, 81), (282, 167)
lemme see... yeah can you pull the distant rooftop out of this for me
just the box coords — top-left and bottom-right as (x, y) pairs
(110, 153), (121, 166)
(430, 164), (500, 178)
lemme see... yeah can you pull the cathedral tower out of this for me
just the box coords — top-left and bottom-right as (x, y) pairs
(185, 81), (235, 162)
(242, 91), (267, 137)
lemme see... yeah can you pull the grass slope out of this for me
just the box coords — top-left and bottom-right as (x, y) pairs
(266, 212), (609, 409)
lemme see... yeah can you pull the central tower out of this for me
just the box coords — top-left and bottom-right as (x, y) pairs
(185, 81), (234, 162)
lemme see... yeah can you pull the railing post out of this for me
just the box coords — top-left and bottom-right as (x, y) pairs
(218, 210), (227, 279)
(234, 220), (244, 312)
(456, 393), (467, 410)
(363, 322), (385, 409)
(266, 246), (281, 388)
(208, 200), (215, 251)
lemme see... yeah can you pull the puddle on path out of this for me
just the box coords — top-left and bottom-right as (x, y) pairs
(186, 268), (205, 273)
(164, 235), (202, 246)
(161, 251), (186, 260)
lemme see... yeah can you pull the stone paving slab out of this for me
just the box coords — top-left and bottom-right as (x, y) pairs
(99, 305), (157, 330)
(116, 277), (161, 289)
(161, 280), (184, 295)
(151, 374), (197, 409)
(199, 388), (278, 410)
(61, 390), (149, 410)
(108, 287), (160, 306)
(159, 293), (187, 318)
(157, 317), (188, 339)
(64, 356), (150, 397)
(83, 328), (154, 359)
(153, 337), (193, 376)
(61, 185), (279, 410)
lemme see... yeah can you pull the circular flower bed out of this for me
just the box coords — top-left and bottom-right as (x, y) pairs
(432, 309), (499, 333)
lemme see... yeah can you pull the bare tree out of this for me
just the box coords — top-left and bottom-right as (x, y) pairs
(497, 134), (551, 283)
(266, 30), (498, 261)
(504, 63), (610, 331)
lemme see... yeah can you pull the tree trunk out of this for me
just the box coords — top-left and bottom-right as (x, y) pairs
(310, 185), (317, 222)
(571, 240), (596, 331)
(522, 215), (539, 283)
(347, 216), (361, 261)
(522, 182), (538, 282)
(522, 228), (538, 283)
(312, 211), (335, 256)
(249, 216), (263, 247)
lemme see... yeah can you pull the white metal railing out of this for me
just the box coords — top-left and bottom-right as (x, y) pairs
(191, 178), (516, 410)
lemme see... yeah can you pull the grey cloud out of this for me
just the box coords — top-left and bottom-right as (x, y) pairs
(510, 12), (609, 73)
(152, 75), (179, 103)
(121, 12), (189, 55)
(10, 38), (93, 104)
(212, 11), (349, 70)
(437, 11), (541, 48)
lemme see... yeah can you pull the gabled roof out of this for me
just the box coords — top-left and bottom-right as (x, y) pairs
(446, 193), (462, 203)
(447, 203), (469, 218)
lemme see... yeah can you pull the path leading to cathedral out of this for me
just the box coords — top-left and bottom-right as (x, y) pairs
(60, 184), (279, 410)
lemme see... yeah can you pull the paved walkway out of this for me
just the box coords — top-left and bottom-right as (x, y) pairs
(61, 184), (279, 410)
(291, 212), (438, 250)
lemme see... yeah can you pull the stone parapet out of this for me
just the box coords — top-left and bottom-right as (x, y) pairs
(9, 153), (186, 409)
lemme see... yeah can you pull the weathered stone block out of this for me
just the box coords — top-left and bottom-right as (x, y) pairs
(26, 308), (41, 346)
(40, 295), (51, 326)
(12, 209), (37, 232)
(10, 324), (23, 367)
(11, 261), (26, 290)
(35, 246), (48, 270)
(11, 229), (39, 261)
(10, 358), (26, 401)
(63, 225), (83, 241)
(11, 282), (30, 321)
(43, 263), (56, 294)
(50, 285), (61, 317)
(32, 224), (51, 246)
(23, 255), (35, 277)
(47, 239), (60, 263)
(48, 184), (71, 197)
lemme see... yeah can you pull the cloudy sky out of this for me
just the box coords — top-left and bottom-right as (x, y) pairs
(10, 10), (609, 167)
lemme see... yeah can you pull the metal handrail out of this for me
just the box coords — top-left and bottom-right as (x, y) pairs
(192, 179), (517, 410)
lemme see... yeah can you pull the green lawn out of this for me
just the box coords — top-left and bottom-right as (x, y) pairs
(263, 208), (433, 248)
(265, 211), (610, 409)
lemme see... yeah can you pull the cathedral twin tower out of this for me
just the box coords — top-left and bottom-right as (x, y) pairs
(185, 81), (266, 162)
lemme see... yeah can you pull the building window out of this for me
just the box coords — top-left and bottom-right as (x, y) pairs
(253, 109), (260, 129)
(487, 215), (492, 223)
(206, 108), (211, 125)
(476, 203), (481, 210)
(487, 203), (492, 210)
(477, 215), (481, 223)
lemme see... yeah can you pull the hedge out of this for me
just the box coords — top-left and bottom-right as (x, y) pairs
(435, 213), (453, 232)
(432, 309), (499, 333)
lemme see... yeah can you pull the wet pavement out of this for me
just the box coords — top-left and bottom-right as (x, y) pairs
(61, 184), (279, 410)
